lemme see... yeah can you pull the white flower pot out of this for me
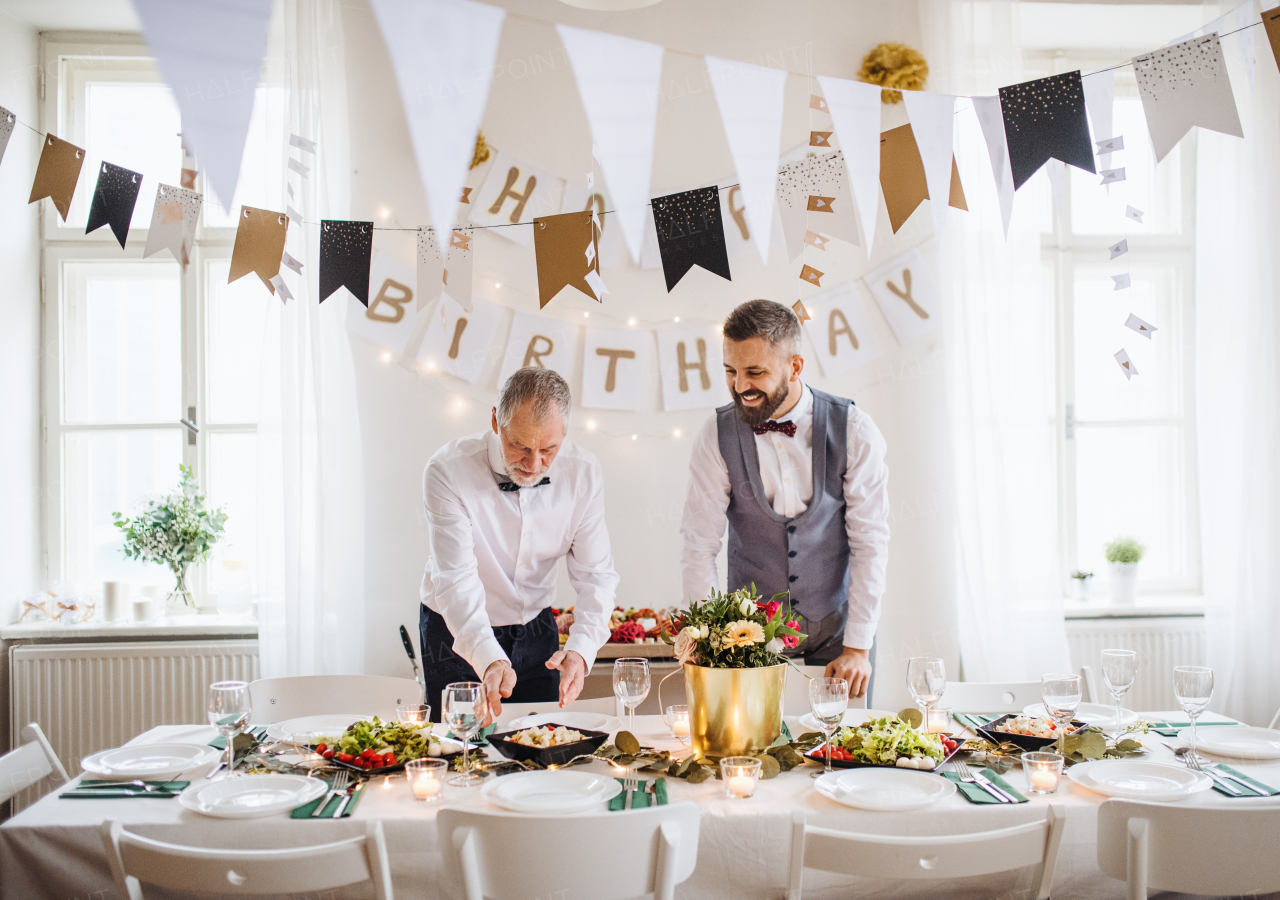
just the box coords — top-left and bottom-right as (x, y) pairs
(1071, 577), (1093, 603)
(1108, 561), (1140, 605)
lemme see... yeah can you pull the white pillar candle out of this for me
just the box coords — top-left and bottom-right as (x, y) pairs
(727, 775), (754, 798)
(103, 581), (129, 622)
(413, 776), (442, 799)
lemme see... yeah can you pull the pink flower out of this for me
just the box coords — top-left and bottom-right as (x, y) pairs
(759, 600), (780, 618)
(782, 620), (800, 649)
(674, 628), (700, 664)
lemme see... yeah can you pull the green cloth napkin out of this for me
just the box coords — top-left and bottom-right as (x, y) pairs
(781, 720), (793, 742)
(608, 777), (668, 810)
(1208, 765), (1280, 798)
(942, 768), (1028, 804)
(448, 723), (496, 747)
(61, 780), (188, 799)
(1149, 721), (1239, 737)
(208, 727), (267, 750)
(290, 782), (369, 818)
(952, 714), (1000, 733)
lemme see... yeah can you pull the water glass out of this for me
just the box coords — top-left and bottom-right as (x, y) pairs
(906, 658), (946, 732)
(809, 677), (849, 777)
(206, 680), (251, 777)
(612, 658), (650, 732)
(1101, 649), (1138, 734)
(1041, 673), (1082, 754)
(1173, 666), (1214, 760)
(406, 758), (447, 803)
(663, 704), (691, 745)
(720, 756), (763, 799)
(442, 682), (486, 787)
(396, 704), (431, 729)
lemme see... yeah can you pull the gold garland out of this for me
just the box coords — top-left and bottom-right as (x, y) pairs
(471, 131), (491, 170)
(858, 42), (929, 104)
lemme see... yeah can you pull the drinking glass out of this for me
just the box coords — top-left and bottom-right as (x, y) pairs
(809, 677), (849, 777)
(906, 658), (946, 730)
(443, 682), (486, 787)
(612, 658), (650, 732)
(1041, 673), (1082, 754)
(396, 704), (431, 729)
(206, 680), (251, 777)
(1173, 666), (1214, 761)
(1101, 649), (1138, 734)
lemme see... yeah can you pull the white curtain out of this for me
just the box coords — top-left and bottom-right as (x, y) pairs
(919, 0), (1071, 681)
(255, 0), (366, 678)
(1196, 7), (1280, 727)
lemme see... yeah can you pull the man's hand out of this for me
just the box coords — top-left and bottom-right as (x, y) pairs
(825, 647), (873, 699)
(545, 649), (588, 708)
(481, 660), (517, 726)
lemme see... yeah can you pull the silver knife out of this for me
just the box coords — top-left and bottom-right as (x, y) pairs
(1205, 770), (1243, 796)
(971, 769), (1018, 803)
(333, 782), (363, 818)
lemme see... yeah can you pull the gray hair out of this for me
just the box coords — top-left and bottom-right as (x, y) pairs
(722, 299), (801, 356)
(496, 367), (572, 429)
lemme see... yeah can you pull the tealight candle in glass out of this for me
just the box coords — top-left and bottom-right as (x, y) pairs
(396, 704), (432, 729)
(664, 705), (690, 745)
(720, 756), (762, 800)
(1021, 751), (1064, 794)
(406, 758), (447, 802)
(926, 706), (953, 733)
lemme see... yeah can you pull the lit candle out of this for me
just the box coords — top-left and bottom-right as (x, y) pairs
(413, 775), (441, 799)
(1029, 769), (1057, 791)
(1020, 751), (1063, 794)
(673, 717), (690, 738)
(727, 775), (754, 798)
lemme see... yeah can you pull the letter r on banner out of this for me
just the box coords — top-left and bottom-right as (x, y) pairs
(523, 335), (555, 367)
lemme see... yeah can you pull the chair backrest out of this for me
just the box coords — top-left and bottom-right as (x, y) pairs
(1270, 705), (1279, 731)
(247, 675), (423, 723)
(788, 804), (1064, 900)
(944, 680), (1043, 714)
(101, 818), (393, 900)
(494, 695), (619, 726)
(1079, 665), (1099, 703)
(0, 723), (71, 804)
(438, 803), (701, 900)
(1097, 799), (1280, 898)
(783, 665), (867, 716)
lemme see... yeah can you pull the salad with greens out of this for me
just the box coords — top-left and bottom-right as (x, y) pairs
(312, 717), (441, 770)
(822, 715), (955, 770)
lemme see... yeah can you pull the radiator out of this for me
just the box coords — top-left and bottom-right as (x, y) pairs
(9, 639), (259, 813)
(1067, 617), (1206, 712)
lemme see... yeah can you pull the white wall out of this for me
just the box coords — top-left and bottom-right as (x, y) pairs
(341, 0), (958, 710)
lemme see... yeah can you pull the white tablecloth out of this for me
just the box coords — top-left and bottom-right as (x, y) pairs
(3, 713), (1277, 900)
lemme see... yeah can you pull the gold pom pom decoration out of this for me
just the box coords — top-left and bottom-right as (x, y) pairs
(858, 42), (929, 104)
(470, 131), (491, 170)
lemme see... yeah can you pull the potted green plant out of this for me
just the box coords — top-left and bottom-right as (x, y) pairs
(1070, 570), (1094, 603)
(1103, 537), (1145, 606)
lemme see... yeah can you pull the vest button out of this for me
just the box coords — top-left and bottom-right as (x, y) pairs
(789, 575), (798, 583)
(787, 525), (796, 534)
(788, 550), (797, 558)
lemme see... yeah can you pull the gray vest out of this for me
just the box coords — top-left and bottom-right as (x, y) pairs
(717, 387), (851, 623)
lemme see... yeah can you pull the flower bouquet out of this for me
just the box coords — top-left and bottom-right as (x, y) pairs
(662, 586), (806, 667)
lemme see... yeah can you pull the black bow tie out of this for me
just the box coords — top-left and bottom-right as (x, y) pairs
(498, 477), (550, 492)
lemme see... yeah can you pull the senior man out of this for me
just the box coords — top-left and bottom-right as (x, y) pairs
(420, 367), (619, 722)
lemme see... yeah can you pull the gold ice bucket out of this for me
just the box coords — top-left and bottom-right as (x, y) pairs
(683, 662), (787, 759)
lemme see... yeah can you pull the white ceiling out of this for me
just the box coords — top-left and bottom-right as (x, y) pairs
(0, 0), (140, 33)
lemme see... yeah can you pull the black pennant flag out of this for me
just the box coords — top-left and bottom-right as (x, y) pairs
(652, 186), (731, 293)
(86, 161), (142, 248)
(999, 71), (1096, 190)
(319, 220), (373, 304)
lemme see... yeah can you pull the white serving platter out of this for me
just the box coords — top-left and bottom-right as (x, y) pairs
(1177, 726), (1280, 760)
(480, 770), (623, 814)
(264, 714), (370, 744)
(179, 774), (328, 819)
(82, 743), (220, 782)
(1067, 760), (1212, 802)
(814, 768), (956, 812)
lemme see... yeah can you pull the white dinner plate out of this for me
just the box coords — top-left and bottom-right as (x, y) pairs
(82, 743), (221, 781)
(264, 714), (370, 744)
(797, 709), (897, 733)
(480, 770), (623, 814)
(1067, 760), (1213, 802)
(814, 768), (956, 812)
(503, 712), (623, 736)
(179, 774), (328, 819)
(1177, 726), (1280, 760)
(1023, 702), (1138, 728)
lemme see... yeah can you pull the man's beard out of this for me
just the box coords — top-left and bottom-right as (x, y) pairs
(732, 379), (791, 427)
(504, 459), (549, 488)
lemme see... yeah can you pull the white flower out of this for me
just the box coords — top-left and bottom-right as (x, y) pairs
(674, 628), (700, 664)
(738, 598), (752, 616)
(765, 637), (785, 654)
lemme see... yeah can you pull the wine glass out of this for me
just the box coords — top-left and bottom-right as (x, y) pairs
(1041, 673), (1082, 754)
(396, 704), (431, 729)
(809, 677), (849, 777)
(443, 682), (486, 787)
(906, 658), (946, 730)
(206, 680), (251, 777)
(1101, 649), (1138, 735)
(1173, 666), (1214, 762)
(612, 658), (650, 732)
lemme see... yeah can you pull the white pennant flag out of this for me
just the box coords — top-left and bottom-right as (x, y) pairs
(1233, 2), (1257, 95)
(133, 0), (274, 210)
(900, 90), (957, 241)
(706, 56), (787, 263)
(816, 76), (882, 255)
(557, 25), (664, 266)
(971, 96), (1016, 239)
(1082, 70), (1115, 151)
(370, 0), (506, 252)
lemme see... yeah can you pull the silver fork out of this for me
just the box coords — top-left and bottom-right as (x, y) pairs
(953, 760), (1013, 803)
(623, 771), (639, 810)
(312, 770), (351, 817)
(1178, 748), (1245, 795)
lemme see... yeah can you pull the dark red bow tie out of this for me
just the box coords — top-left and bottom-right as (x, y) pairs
(753, 420), (797, 437)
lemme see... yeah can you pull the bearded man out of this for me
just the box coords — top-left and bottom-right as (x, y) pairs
(680, 300), (890, 700)
(420, 367), (619, 722)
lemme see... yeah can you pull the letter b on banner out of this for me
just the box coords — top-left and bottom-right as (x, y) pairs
(366, 278), (414, 323)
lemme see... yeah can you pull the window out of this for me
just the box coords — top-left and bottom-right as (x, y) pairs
(42, 37), (278, 598)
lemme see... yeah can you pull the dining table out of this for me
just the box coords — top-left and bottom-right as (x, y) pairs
(3, 710), (1278, 900)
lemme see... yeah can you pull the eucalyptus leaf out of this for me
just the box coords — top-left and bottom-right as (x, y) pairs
(615, 731), (641, 756)
(898, 708), (923, 729)
(796, 732), (823, 743)
(614, 755), (636, 766)
(672, 756), (695, 778)
(768, 731), (791, 749)
(1116, 739), (1142, 753)
(686, 765), (713, 784)
(758, 754), (781, 780)
(775, 747), (805, 770)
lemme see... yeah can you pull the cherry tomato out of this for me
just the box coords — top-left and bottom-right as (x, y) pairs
(322, 749), (335, 759)
(360, 749), (374, 760)
(369, 754), (385, 768)
(335, 752), (353, 763)
(314, 743), (327, 754)
(383, 753), (397, 766)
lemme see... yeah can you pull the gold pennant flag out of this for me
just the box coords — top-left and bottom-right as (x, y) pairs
(809, 94), (828, 113)
(792, 299), (812, 323)
(180, 168), (197, 190)
(29, 134), (85, 221)
(804, 230), (829, 250)
(533, 210), (600, 309)
(879, 123), (967, 234)
(809, 131), (832, 147)
(229, 206), (290, 293)
(807, 195), (835, 213)
(1265, 9), (1280, 75)
(799, 264), (824, 286)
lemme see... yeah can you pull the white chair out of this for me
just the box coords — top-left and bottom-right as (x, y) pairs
(1269, 705), (1279, 730)
(1079, 665), (1100, 703)
(0, 722), (70, 804)
(102, 819), (392, 899)
(782, 665), (868, 716)
(787, 805), (1065, 900)
(1097, 799), (1280, 900)
(944, 680), (1043, 713)
(438, 803), (701, 900)
(493, 695), (619, 726)
(247, 675), (423, 724)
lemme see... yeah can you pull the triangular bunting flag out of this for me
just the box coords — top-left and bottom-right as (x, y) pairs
(370, 0), (506, 251)
(652, 186), (731, 292)
(879, 124), (966, 234)
(706, 56), (787, 263)
(1134, 34), (1243, 164)
(1081, 70), (1115, 149)
(86, 162), (143, 248)
(817, 76), (881, 255)
(1266, 8), (1280, 76)
(900, 90), (957, 241)
(228, 206), (289, 293)
(319, 220), (374, 305)
(998, 71), (1096, 189)
(143, 183), (202, 268)
(133, 0), (274, 210)
(776, 151), (859, 261)
(533, 210), (601, 308)
(29, 134), (84, 221)
(557, 25), (664, 266)
(971, 95), (1016, 238)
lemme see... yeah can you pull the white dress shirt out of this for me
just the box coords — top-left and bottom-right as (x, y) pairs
(421, 430), (619, 677)
(680, 383), (890, 649)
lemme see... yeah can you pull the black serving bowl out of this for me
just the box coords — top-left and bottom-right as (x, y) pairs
(490, 725), (610, 767)
(976, 714), (1087, 752)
